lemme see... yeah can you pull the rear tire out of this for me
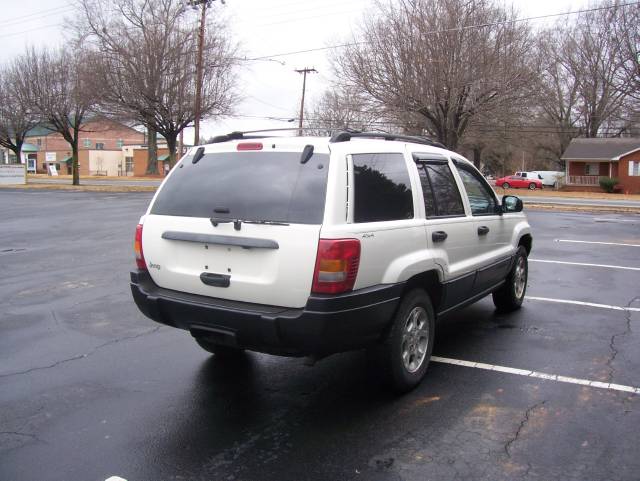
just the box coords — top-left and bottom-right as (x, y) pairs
(502, 182), (510, 189)
(373, 289), (435, 392)
(195, 337), (245, 358)
(528, 183), (536, 190)
(493, 246), (528, 312)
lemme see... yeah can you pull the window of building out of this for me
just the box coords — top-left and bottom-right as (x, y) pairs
(83, 139), (91, 148)
(36, 138), (42, 147)
(352, 153), (414, 223)
(125, 156), (134, 172)
(117, 139), (124, 148)
(585, 163), (600, 175)
(416, 162), (465, 218)
(454, 164), (497, 215)
(96, 142), (105, 150)
(629, 161), (640, 177)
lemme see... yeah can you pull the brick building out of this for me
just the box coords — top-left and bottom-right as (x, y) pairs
(26, 118), (144, 176)
(561, 138), (640, 194)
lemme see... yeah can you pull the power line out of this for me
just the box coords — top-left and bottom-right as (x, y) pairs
(246, 1), (640, 61)
(2, 5), (74, 28)
(235, 0), (364, 23)
(221, 113), (639, 135)
(0, 23), (64, 40)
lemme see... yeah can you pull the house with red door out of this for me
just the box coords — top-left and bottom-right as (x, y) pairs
(561, 138), (640, 194)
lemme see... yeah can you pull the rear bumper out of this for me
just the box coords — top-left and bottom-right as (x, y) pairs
(130, 270), (403, 356)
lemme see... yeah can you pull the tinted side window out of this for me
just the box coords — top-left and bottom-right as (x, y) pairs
(417, 166), (436, 217)
(417, 163), (465, 217)
(352, 153), (413, 223)
(455, 165), (497, 215)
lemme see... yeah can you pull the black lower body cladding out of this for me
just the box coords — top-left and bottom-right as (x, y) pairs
(130, 270), (403, 357)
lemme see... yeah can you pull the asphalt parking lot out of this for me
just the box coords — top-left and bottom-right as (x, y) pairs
(1, 190), (639, 481)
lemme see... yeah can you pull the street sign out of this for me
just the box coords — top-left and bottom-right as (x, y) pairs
(0, 164), (26, 185)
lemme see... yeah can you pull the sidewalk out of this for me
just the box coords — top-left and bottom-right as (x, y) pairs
(494, 186), (640, 201)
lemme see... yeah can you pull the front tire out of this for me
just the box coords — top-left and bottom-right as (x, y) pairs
(493, 246), (528, 312)
(502, 182), (510, 189)
(373, 289), (435, 392)
(194, 337), (245, 358)
(528, 183), (536, 190)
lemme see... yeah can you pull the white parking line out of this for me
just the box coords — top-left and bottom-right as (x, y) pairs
(431, 356), (640, 394)
(525, 296), (640, 312)
(556, 239), (640, 248)
(530, 259), (640, 271)
(594, 218), (638, 223)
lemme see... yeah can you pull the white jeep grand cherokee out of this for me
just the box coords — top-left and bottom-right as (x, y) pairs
(131, 131), (532, 391)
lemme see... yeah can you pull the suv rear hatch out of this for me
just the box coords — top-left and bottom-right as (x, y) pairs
(142, 143), (330, 308)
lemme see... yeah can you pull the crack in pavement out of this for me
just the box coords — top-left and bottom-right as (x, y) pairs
(606, 296), (639, 384)
(504, 401), (546, 458)
(0, 430), (47, 445)
(0, 326), (161, 379)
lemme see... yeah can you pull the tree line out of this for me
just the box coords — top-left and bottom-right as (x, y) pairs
(306, 0), (640, 174)
(0, 0), (237, 185)
(1, 0), (638, 183)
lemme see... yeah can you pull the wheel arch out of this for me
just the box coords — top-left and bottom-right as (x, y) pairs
(518, 233), (532, 255)
(401, 270), (444, 314)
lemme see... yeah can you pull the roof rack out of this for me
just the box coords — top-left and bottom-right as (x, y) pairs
(329, 131), (446, 149)
(210, 127), (332, 144)
(209, 128), (447, 149)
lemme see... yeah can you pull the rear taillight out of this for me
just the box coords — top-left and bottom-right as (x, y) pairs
(312, 239), (361, 294)
(134, 224), (147, 270)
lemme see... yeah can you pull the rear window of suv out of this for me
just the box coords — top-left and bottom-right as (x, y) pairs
(150, 150), (329, 224)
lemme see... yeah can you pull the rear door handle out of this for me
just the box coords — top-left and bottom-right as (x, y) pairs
(478, 226), (490, 236)
(432, 231), (448, 243)
(200, 272), (230, 288)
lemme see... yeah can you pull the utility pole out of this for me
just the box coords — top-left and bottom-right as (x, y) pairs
(187, 0), (224, 145)
(295, 67), (317, 136)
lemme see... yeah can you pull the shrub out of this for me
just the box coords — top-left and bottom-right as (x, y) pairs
(599, 177), (618, 193)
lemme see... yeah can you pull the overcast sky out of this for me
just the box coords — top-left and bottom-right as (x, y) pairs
(0, 0), (589, 143)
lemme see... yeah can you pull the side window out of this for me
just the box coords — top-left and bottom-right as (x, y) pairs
(352, 153), (413, 223)
(416, 162), (465, 217)
(455, 164), (497, 215)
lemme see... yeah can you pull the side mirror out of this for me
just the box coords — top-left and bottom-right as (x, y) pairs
(502, 195), (523, 213)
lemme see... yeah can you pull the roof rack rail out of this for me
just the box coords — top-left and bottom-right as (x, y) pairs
(329, 131), (446, 149)
(210, 127), (333, 144)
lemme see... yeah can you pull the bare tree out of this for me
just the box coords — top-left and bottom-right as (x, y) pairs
(16, 47), (94, 185)
(334, 0), (535, 151)
(77, 0), (238, 169)
(304, 85), (380, 135)
(615, 2), (640, 101)
(0, 64), (39, 165)
(537, 1), (635, 146)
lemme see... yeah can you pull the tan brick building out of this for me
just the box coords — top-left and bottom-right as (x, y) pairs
(26, 118), (144, 176)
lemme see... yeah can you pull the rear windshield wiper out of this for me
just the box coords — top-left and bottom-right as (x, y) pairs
(210, 217), (289, 230)
(243, 219), (289, 226)
(210, 217), (242, 230)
